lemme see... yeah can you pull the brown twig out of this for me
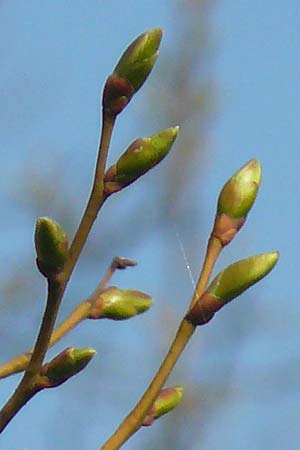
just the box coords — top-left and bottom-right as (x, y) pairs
(0, 110), (116, 432)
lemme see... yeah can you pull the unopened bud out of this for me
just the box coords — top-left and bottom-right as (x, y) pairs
(213, 160), (262, 245)
(143, 385), (185, 427)
(35, 217), (68, 277)
(103, 28), (162, 115)
(89, 286), (152, 320)
(104, 127), (178, 194)
(186, 251), (279, 326)
(42, 347), (96, 387)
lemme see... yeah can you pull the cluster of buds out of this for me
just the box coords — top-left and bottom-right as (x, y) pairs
(185, 159), (279, 326)
(29, 29), (279, 429)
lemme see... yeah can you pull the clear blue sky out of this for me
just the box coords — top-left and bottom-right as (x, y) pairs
(0, 1), (299, 449)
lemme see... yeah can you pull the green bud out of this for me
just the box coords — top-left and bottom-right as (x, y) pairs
(208, 251), (279, 302)
(186, 251), (279, 326)
(34, 217), (68, 276)
(217, 159), (262, 219)
(115, 28), (162, 92)
(102, 29), (162, 115)
(212, 160), (262, 245)
(143, 385), (185, 427)
(89, 286), (152, 320)
(104, 127), (178, 193)
(42, 347), (96, 387)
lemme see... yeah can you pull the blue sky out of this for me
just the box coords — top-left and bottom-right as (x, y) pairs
(0, 1), (300, 449)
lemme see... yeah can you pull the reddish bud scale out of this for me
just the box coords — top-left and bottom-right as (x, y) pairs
(143, 385), (184, 426)
(88, 296), (105, 319)
(102, 74), (134, 116)
(186, 251), (279, 326)
(212, 214), (246, 246)
(185, 292), (222, 326)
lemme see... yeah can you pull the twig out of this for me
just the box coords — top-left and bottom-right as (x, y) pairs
(0, 110), (116, 431)
(0, 280), (62, 432)
(64, 111), (116, 283)
(100, 235), (222, 450)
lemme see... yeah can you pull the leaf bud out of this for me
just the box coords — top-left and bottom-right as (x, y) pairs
(186, 251), (279, 326)
(103, 28), (162, 115)
(88, 286), (153, 320)
(213, 160), (262, 245)
(34, 217), (68, 278)
(104, 127), (178, 194)
(143, 385), (185, 427)
(41, 347), (96, 387)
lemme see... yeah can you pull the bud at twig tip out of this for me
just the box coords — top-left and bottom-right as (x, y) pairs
(213, 160), (262, 245)
(89, 287), (153, 320)
(103, 28), (163, 115)
(35, 217), (68, 277)
(217, 159), (262, 219)
(114, 28), (162, 92)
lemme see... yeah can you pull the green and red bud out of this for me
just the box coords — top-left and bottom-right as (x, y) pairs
(213, 160), (262, 245)
(186, 251), (279, 326)
(104, 127), (179, 194)
(34, 217), (68, 278)
(41, 347), (96, 387)
(143, 385), (185, 427)
(88, 286), (153, 320)
(103, 28), (162, 115)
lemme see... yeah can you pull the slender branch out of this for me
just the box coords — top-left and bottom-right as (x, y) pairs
(27, 280), (64, 374)
(0, 280), (63, 431)
(0, 110), (116, 431)
(0, 301), (91, 380)
(64, 111), (116, 283)
(189, 236), (222, 309)
(100, 235), (222, 450)
(0, 373), (44, 433)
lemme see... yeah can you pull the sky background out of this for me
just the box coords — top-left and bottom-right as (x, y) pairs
(0, 1), (300, 449)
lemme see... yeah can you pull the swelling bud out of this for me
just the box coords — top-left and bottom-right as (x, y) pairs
(41, 347), (96, 387)
(104, 127), (178, 194)
(213, 160), (262, 245)
(143, 386), (185, 427)
(35, 217), (68, 278)
(89, 286), (153, 320)
(103, 28), (162, 115)
(186, 251), (279, 326)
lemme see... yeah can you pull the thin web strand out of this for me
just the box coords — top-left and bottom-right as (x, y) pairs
(174, 226), (208, 323)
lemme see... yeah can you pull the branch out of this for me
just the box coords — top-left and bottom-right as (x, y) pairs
(0, 110), (116, 431)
